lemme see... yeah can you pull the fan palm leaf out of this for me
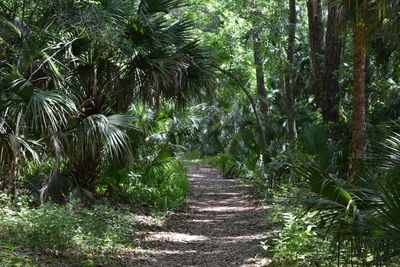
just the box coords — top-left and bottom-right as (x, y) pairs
(369, 182), (400, 261)
(69, 114), (134, 163)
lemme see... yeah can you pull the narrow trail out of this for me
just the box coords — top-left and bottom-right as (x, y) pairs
(131, 164), (271, 266)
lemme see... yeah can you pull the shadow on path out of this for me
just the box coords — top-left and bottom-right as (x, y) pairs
(130, 164), (271, 266)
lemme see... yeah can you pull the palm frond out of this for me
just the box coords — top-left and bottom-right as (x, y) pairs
(139, 0), (180, 14)
(367, 180), (400, 261)
(70, 114), (134, 163)
(364, 130), (400, 261)
(296, 161), (356, 213)
(27, 90), (76, 129)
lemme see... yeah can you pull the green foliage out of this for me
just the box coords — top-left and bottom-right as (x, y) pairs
(125, 159), (188, 210)
(205, 153), (236, 177)
(289, 130), (400, 265)
(96, 104), (190, 210)
(101, 157), (188, 210)
(0, 195), (140, 266)
(0, 0), (400, 265)
(0, 0), (211, 196)
(266, 199), (333, 266)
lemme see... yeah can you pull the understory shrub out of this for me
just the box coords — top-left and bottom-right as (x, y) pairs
(0, 195), (138, 266)
(99, 157), (188, 210)
(124, 159), (188, 210)
(264, 187), (335, 266)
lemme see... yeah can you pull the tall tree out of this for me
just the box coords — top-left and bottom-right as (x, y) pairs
(285, 0), (297, 142)
(307, 0), (342, 123)
(342, 0), (386, 175)
(251, 11), (269, 125)
(65, 0), (212, 192)
(323, 0), (342, 123)
(307, 0), (325, 110)
(349, 2), (368, 172)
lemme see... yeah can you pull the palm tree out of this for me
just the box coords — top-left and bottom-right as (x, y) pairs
(61, 0), (211, 193)
(0, 60), (78, 196)
(338, 0), (387, 176)
(296, 128), (400, 264)
(1, 0), (212, 197)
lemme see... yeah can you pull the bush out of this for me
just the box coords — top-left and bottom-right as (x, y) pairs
(265, 191), (333, 266)
(100, 157), (188, 210)
(124, 159), (188, 210)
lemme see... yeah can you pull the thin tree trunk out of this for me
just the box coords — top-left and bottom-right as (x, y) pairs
(252, 26), (269, 124)
(215, 66), (268, 153)
(350, 19), (367, 177)
(285, 0), (297, 143)
(307, 0), (325, 110)
(323, 0), (342, 123)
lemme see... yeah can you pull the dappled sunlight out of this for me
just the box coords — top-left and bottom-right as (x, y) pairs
(131, 215), (166, 228)
(196, 206), (255, 212)
(145, 232), (209, 242)
(188, 173), (207, 178)
(220, 234), (266, 242)
(202, 192), (242, 196)
(129, 164), (271, 266)
(146, 249), (198, 255)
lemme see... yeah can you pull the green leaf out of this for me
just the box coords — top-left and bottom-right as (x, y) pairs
(10, 257), (21, 264)
(3, 244), (17, 250)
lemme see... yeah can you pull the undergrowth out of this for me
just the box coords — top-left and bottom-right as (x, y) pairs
(0, 157), (189, 266)
(0, 195), (140, 266)
(124, 159), (188, 210)
(264, 187), (334, 266)
(100, 158), (188, 210)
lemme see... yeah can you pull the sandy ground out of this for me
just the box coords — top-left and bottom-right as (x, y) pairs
(130, 164), (271, 266)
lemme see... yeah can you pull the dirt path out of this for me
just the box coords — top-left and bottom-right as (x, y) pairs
(131, 164), (271, 266)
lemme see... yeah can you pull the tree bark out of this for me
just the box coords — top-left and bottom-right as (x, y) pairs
(285, 0), (297, 143)
(307, 0), (325, 110)
(364, 56), (371, 123)
(350, 19), (367, 176)
(75, 152), (100, 192)
(323, 0), (342, 123)
(252, 26), (269, 124)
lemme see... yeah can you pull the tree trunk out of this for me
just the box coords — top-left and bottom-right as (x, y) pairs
(364, 56), (371, 123)
(252, 27), (269, 124)
(349, 19), (367, 177)
(75, 152), (100, 192)
(307, 0), (325, 110)
(74, 65), (102, 193)
(4, 158), (18, 197)
(285, 0), (297, 143)
(323, 0), (342, 123)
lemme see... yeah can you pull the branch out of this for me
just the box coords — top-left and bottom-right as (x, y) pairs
(213, 65), (268, 152)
